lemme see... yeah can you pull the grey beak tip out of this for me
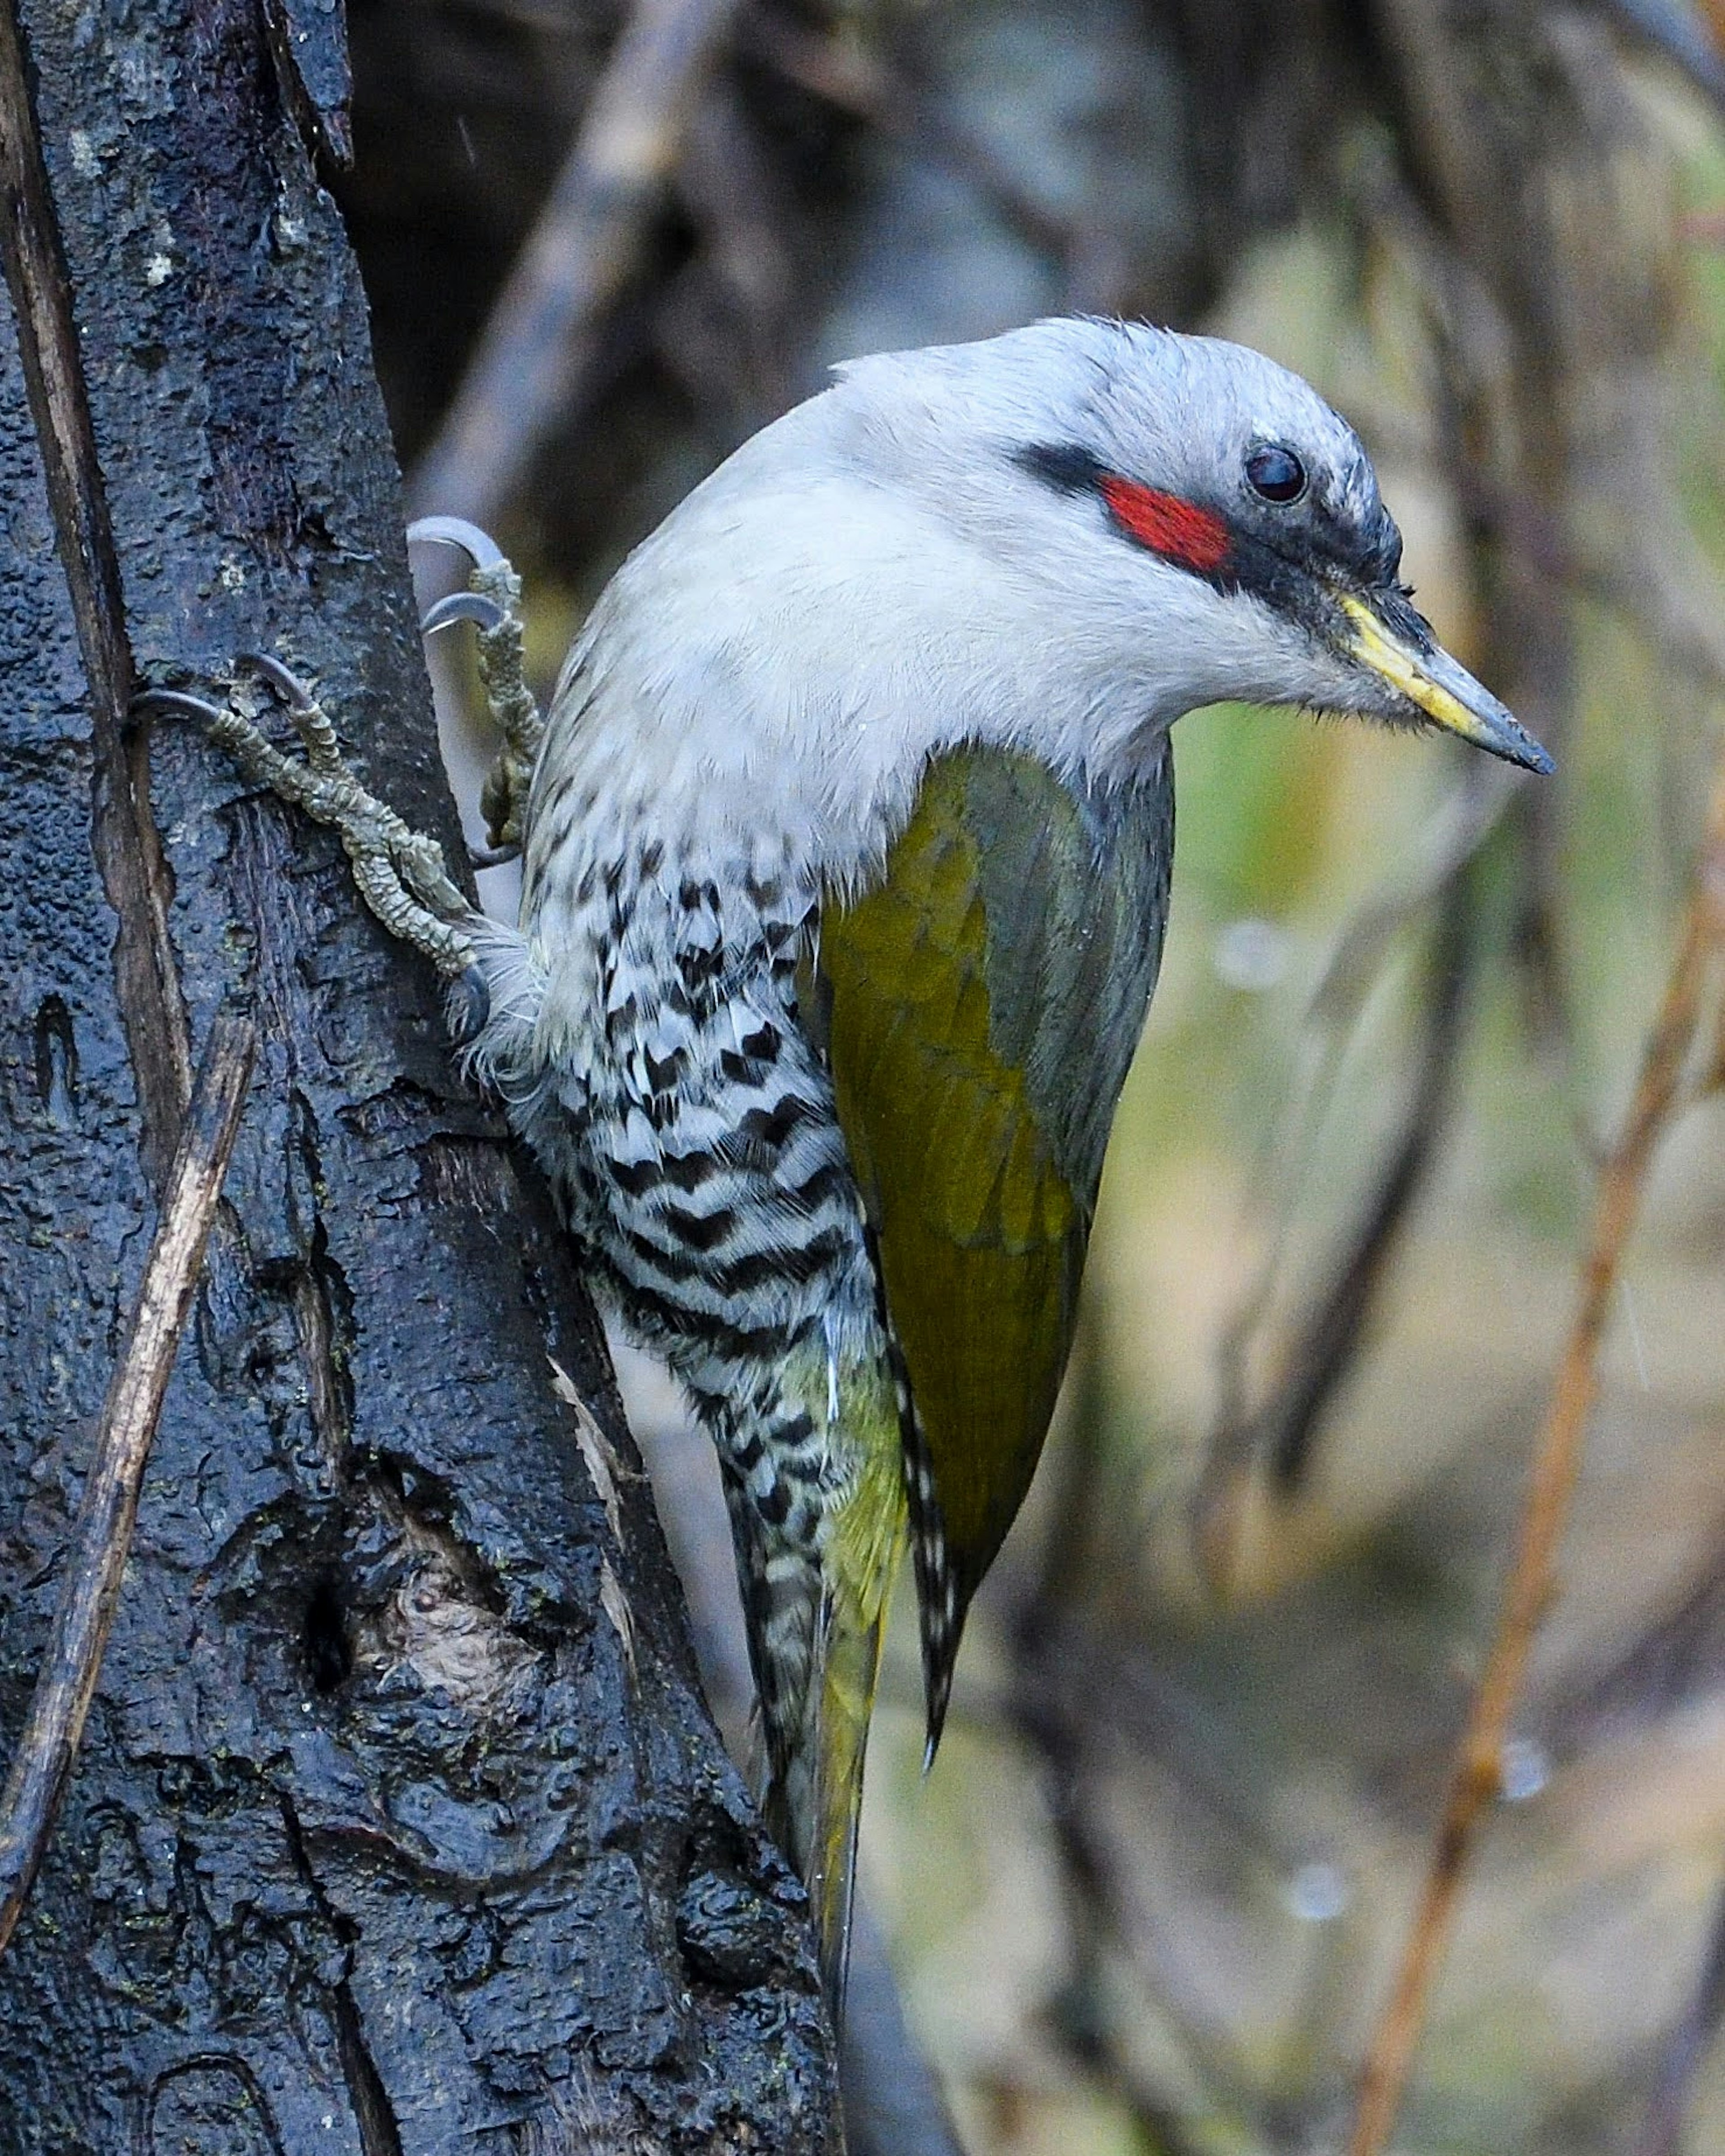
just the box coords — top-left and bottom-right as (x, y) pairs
(1464, 685), (1554, 776)
(1467, 691), (1554, 776)
(1503, 727), (1555, 777)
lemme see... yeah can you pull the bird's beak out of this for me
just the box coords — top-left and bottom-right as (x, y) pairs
(1336, 593), (1553, 775)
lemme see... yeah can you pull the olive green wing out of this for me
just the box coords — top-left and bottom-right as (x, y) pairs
(817, 742), (1174, 1745)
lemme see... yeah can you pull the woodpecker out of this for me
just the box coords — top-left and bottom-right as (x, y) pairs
(166, 317), (1550, 2003)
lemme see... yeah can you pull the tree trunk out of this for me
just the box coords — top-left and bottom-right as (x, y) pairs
(0, 0), (837, 2147)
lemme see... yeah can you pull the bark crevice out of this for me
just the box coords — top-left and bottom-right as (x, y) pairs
(0, 0), (192, 1168)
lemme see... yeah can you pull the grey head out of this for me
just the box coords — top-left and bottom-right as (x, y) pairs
(826, 317), (1551, 774)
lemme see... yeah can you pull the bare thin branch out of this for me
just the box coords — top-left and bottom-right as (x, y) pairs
(0, 997), (256, 1956)
(409, 0), (739, 528)
(1347, 758), (1725, 2156)
(1195, 861), (1480, 1583)
(1609, 0), (1725, 110)
(1635, 1869), (1725, 2156)
(841, 1904), (967, 2156)
(737, 8), (1075, 263)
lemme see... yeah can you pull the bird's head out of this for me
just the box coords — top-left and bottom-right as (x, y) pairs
(827, 318), (1551, 775)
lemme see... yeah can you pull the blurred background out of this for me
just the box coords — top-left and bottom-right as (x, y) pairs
(335, 0), (1725, 2146)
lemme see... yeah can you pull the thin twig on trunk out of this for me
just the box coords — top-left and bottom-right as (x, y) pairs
(0, 996), (256, 1956)
(1347, 759), (1725, 2156)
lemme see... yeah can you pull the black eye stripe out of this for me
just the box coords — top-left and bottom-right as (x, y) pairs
(1246, 444), (1307, 504)
(1016, 434), (1406, 599)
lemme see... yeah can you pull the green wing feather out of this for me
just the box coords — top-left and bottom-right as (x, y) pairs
(818, 743), (1174, 1743)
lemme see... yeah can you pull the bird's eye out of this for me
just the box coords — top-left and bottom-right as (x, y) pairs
(1245, 445), (1307, 505)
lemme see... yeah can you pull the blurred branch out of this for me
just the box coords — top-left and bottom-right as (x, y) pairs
(841, 1904), (967, 2156)
(1348, 754), (1725, 2156)
(1350, 0), (1725, 1067)
(1608, 0), (1725, 107)
(1269, 887), (1469, 1499)
(0, 997), (254, 1956)
(1195, 847), (1482, 1581)
(1544, 1531), (1725, 2145)
(1635, 1871), (1725, 2156)
(1349, 131), (1725, 701)
(1550, 1523), (1725, 1752)
(1193, 67), (1676, 1560)
(737, 7), (1076, 263)
(1013, 1673), (1228, 2156)
(1012, 1333), (1309, 2150)
(410, 0), (739, 527)
(663, 79), (797, 422)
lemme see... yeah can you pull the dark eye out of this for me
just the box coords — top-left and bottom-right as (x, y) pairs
(1245, 445), (1307, 505)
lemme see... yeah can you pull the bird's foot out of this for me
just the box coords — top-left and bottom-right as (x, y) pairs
(136, 654), (479, 979)
(410, 516), (544, 863)
(134, 517), (539, 985)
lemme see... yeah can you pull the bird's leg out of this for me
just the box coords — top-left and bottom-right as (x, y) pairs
(136, 655), (479, 979)
(410, 516), (544, 863)
(135, 518), (549, 981)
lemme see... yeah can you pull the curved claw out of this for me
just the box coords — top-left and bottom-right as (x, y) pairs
(236, 651), (318, 711)
(407, 516), (507, 572)
(445, 962), (492, 1046)
(131, 686), (232, 727)
(468, 839), (522, 870)
(420, 590), (507, 638)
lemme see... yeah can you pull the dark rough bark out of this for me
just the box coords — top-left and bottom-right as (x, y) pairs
(0, 0), (836, 2148)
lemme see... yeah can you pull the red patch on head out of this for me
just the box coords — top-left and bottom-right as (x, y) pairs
(1098, 476), (1231, 576)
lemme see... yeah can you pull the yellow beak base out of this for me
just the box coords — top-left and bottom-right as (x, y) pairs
(1338, 594), (1552, 774)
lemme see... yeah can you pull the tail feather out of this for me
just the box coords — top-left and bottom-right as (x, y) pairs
(720, 1364), (908, 2019)
(760, 1563), (901, 2015)
(806, 1589), (889, 2010)
(754, 1452), (905, 2016)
